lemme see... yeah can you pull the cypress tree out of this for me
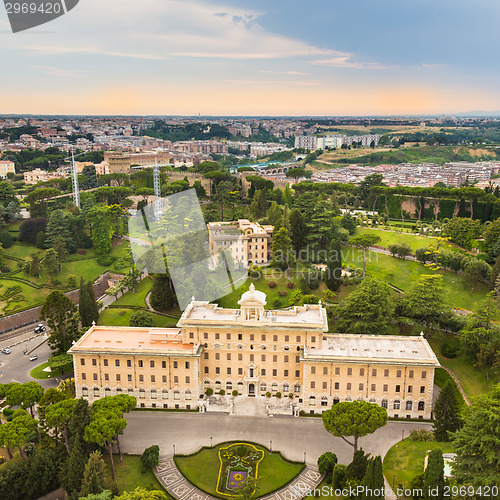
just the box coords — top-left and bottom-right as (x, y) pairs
(423, 449), (445, 500)
(289, 208), (307, 252)
(80, 451), (107, 497)
(79, 277), (94, 327)
(325, 239), (342, 291)
(150, 274), (175, 311)
(60, 435), (87, 499)
(86, 280), (99, 324)
(433, 381), (461, 441)
(361, 456), (385, 500)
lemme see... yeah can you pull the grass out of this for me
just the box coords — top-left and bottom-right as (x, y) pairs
(174, 442), (304, 498)
(104, 455), (166, 495)
(343, 247), (488, 311)
(113, 277), (153, 308)
(97, 308), (179, 328)
(428, 335), (496, 399)
(355, 227), (460, 253)
(383, 438), (454, 489)
(433, 367), (466, 408)
(30, 360), (73, 380)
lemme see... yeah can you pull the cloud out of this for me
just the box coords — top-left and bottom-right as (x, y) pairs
(313, 52), (387, 69)
(222, 79), (319, 86)
(260, 70), (309, 75)
(30, 65), (93, 78)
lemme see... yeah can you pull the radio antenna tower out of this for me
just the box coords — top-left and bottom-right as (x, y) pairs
(71, 147), (81, 209)
(153, 157), (161, 220)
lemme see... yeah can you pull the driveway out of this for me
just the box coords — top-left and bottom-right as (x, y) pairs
(121, 412), (432, 465)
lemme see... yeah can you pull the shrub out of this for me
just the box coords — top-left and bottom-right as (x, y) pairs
(272, 298), (282, 309)
(275, 392), (281, 398)
(1, 265), (11, 273)
(96, 255), (115, 266)
(286, 281), (296, 289)
(288, 393), (294, 398)
(219, 389), (225, 396)
(18, 217), (47, 245)
(77, 249), (86, 255)
(232, 390), (238, 397)
(141, 445), (160, 471)
(333, 464), (347, 490)
(265, 392), (271, 398)
(206, 388), (213, 396)
(129, 310), (153, 327)
(440, 339), (460, 359)
(408, 429), (434, 442)
(303, 294), (319, 304)
(35, 231), (45, 249)
(308, 278), (320, 290)
(278, 290), (288, 297)
(51, 278), (61, 286)
(67, 275), (77, 288)
(0, 231), (13, 248)
(267, 280), (277, 288)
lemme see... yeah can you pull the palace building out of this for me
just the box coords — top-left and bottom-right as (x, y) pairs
(69, 284), (439, 419)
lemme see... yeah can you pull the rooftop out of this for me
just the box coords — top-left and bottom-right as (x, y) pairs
(68, 326), (199, 355)
(304, 334), (440, 366)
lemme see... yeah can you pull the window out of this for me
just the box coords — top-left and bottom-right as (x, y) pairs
(204, 332), (208, 339)
(174, 391), (180, 400)
(310, 381), (315, 389)
(384, 369), (389, 377)
(311, 366), (316, 374)
(92, 359), (97, 366)
(103, 359), (108, 367)
(347, 368), (352, 376)
(226, 333), (231, 340)
(396, 370), (402, 378)
(215, 353), (220, 360)
(104, 373), (109, 381)
(185, 376), (190, 383)
(359, 383), (364, 391)
(284, 370), (288, 377)
(261, 334), (266, 341)
(185, 390), (192, 400)
(383, 384), (388, 392)
(128, 374), (132, 382)
(250, 334), (254, 341)
(273, 355), (277, 363)
(409, 370), (414, 379)
(150, 360), (155, 368)
(283, 384), (289, 392)
(294, 384), (301, 393)
(393, 400), (400, 410)
(261, 369), (266, 376)
(204, 367), (209, 374)
(215, 367), (220, 374)
(250, 354), (254, 361)
(238, 368), (243, 375)
(284, 355), (289, 363)
(238, 354), (242, 361)
(418, 401), (425, 411)
(371, 384), (376, 392)
(82, 373), (86, 380)
(151, 375), (155, 383)
(311, 336), (316, 343)
(396, 385), (401, 393)
(406, 401), (413, 410)
(272, 369), (277, 376)
(82, 387), (88, 396)
(322, 382), (327, 390)
(296, 356), (300, 363)
(323, 367), (328, 375)
(295, 370), (300, 377)
(238, 334), (242, 340)
(334, 382), (339, 390)
(420, 386), (425, 394)
(138, 360), (143, 368)
(260, 383), (266, 392)
(335, 367), (340, 376)
(162, 360), (167, 368)
(139, 375), (144, 382)
(227, 353), (231, 361)
(285, 335), (289, 342)
(309, 396), (316, 406)
(116, 374), (121, 382)
(80, 358), (85, 366)
(127, 360), (132, 368)
(360, 368), (365, 376)
(273, 335), (278, 342)
(226, 382), (232, 391)
(408, 385), (413, 393)
(347, 383), (352, 390)
(174, 376), (179, 383)
(381, 399), (388, 408)
(93, 373), (98, 381)
(162, 375), (167, 383)
(185, 362), (190, 369)
(227, 368), (231, 375)
(296, 336), (301, 342)
(189, 332), (194, 339)
(215, 333), (220, 340)
(94, 388), (99, 397)
(162, 390), (168, 399)
(372, 369), (377, 377)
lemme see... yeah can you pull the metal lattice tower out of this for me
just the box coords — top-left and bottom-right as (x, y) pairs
(71, 148), (81, 209)
(153, 157), (161, 220)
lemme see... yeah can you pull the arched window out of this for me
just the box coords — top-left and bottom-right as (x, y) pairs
(185, 390), (192, 400)
(283, 384), (289, 392)
(260, 383), (267, 392)
(381, 399), (388, 408)
(294, 384), (301, 393)
(333, 397), (339, 405)
(151, 390), (157, 399)
(393, 400), (400, 410)
(418, 401), (425, 411)
(309, 396), (316, 406)
(405, 400), (412, 410)
(82, 387), (88, 397)
(174, 390), (180, 400)
(139, 389), (146, 399)
(104, 388), (111, 396)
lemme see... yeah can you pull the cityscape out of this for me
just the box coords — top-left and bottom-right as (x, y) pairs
(0, 1), (499, 500)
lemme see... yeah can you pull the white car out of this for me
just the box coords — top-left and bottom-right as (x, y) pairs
(34, 324), (46, 333)
(29, 354), (38, 361)
(2, 348), (11, 354)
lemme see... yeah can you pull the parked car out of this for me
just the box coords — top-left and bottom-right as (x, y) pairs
(2, 348), (11, 354)
(29, 354), (38, 361)
(34, 324), (46, 333)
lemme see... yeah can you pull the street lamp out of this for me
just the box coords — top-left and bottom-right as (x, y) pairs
(270, 440), (272, 452)
(211, 437), (213, 448)
(173, 444), (176, 456)
(392, 475), (395, 490)
(304, 451), (306, 463)
(402, 429), (405, 441)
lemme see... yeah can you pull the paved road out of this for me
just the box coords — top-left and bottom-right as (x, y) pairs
(0, 329), (60, 389)
(121, 412), (432, 465)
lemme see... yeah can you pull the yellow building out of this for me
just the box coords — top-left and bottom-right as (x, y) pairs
(0, 160), (15, 178)
(69, 285), (439, 418)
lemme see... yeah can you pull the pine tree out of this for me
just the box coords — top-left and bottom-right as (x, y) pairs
(433, 381), (461, 441)
(42, 248), (60, 278)
(270, 227), (294, 276)
(51, 236), (68, 270)
(289, 208), (307, 251)
(325, 239), (342, 291)
(150, 274), (175, 311)
(60, 435), (88, 499)
(45, 209), (71, 248)
(79, 277), (94, 327)
(423, 449), (445, 500)
(80, 451), (107, 497)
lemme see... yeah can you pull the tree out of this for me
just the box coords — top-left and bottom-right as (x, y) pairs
(270, 227), (294, 277)
(45, 209), (71, 248)
(286, 168), (312, 182)
(433, 381), (462, 442)
(80, 451), (108, 497)
(0, 410), (37, 462)
(114, 487), (169, 499)
(361, 456), (384, 500)
(5, 381), (44, 417)
(451, 384), (500, 488)
(45, 398), (76, 454)
(322, 401), (388, 457)
(318, 452), (338, 483)
(442, 217), (481, 250)
(79, 277), (95, 327)
(464, 259), (491, 284)
(42, 247), (60, 278)
(325, 240), (342, 291)
(40, 291), (80, 354)
(288, 208), (307, 251)
(141, 445), (160, 471)
(150, 274), (176, 311)
(24, 187), (60, 217)
(341, 212), (357, 235)
(61, 434), (87, 499)
(89, 206), (112, 255)
(87, 280), (100, 324)
(346, 449), (370, 481)
(337, 277), (394, 335)
(267, 202), (282, 227)
(348, 234), (381, 276)
(129, 310), (153, 327)
(249, 189), (268, 219)
(422, 449), (445, 500)
(396, 243), (412, 259)
(51, 236), (68, 269)
(81, 164), (99, 189)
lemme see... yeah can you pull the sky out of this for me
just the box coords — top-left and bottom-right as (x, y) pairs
(0, 0), (500, 116)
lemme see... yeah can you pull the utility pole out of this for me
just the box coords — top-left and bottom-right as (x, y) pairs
(71, 147), (81, 209)
(153, 157), (161, 221)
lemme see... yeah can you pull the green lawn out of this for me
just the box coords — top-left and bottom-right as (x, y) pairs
(30, 359), (73, 380)
(0, 279), (51, 314)
(113, 277), (153, 308)
(104, 455), (166, 495)
(383, 438), (454, 489)
(433, 367), (466, 408)
(98, 308), (179, 328)
(355, 227), (459, 253)
(343, 247), (488, 311)
(429, 336), (495, 399)
(174, 442), (304, 498)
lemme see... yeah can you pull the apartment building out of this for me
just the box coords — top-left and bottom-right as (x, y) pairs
(207, 219), (274, 265)
(69, 286), (439, 419)
(0, 160), (15, 178)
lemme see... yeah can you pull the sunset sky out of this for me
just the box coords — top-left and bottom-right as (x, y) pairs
(1, 0), (499, 116)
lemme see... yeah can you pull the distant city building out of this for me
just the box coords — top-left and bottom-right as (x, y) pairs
(23, 168), (67, 184)
(208, 219), (274, 266)
(0, 160), (15, 178)
(295, 134), (380, 150)
(69, 288), (439, 418)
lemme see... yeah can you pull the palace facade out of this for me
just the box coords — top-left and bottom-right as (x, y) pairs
(69, 284), (439, 419)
